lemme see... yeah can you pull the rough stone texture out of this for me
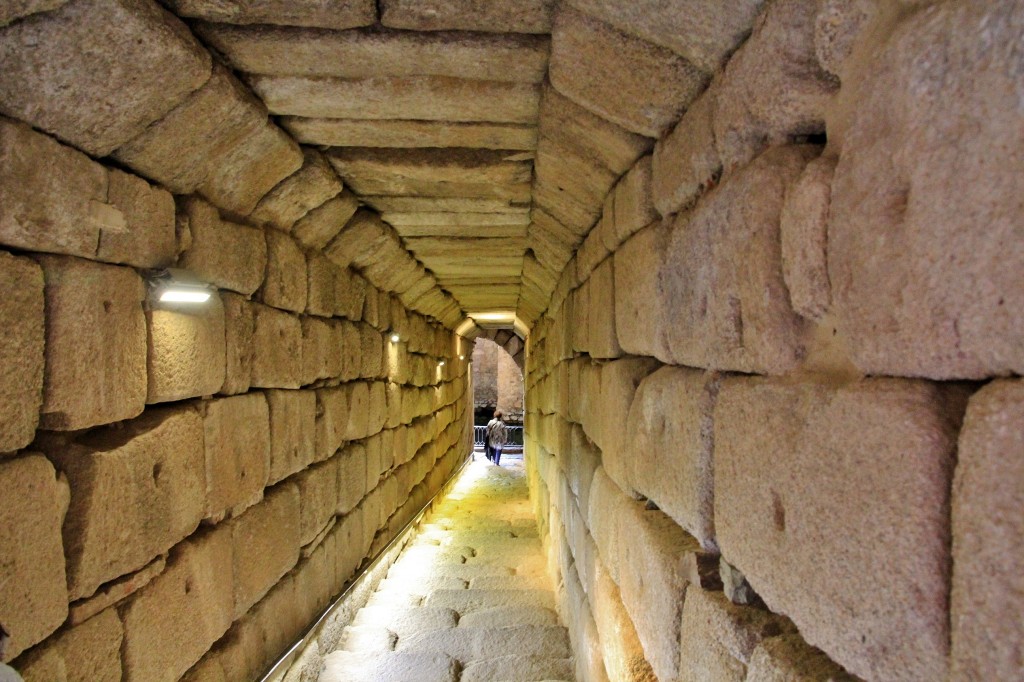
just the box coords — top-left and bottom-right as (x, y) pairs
(292, 191), (360, 250)
(0, 0), (212, 156)
(0, 0), (69, 27)
(46, 406), (204, 601)
(746, 634), (858, 682)
(201, 393), (271, 521)
(660, 146), (815, 374)
(677, 594), (748, 682)
(612, 156), (657, 245)
(714, 377), (964, 681)
(0, 252), (44, 453)
(200, 24), (548, 83)
(261, 230), (307, 313)
(230, 482), (301, 619)
(250, 75), (540, 124)
(950, 379), (1024, 681)
(682, 588), (796, 666)
(120, 527), (234, 682)
(380, 0), (554, 33)
(166, 0), (376, 29)
(197, 120), (303, 217)
(14, 607), (123, 682)
(714, 0), (837, 171)
(100, 169), (177, 268)
(564, 0), (762, 73)
(250, 303), (303, 388)
(286, 118), (537, 151)
(813, 0), (874, 78)
(66, 556), (165, 627)
(0, 117), (108, 259)
(780, 155), (834, 320)
(36, 256), (147, 430)
(0, 455), (68, 660)
(589, 358), (658, 476)
(549, 6), (707, 138)
(652, 84), (720, 217)
(625, 367), (719, 551)
(613, 223), (672, 363)
(586, 258), (620, 360)
(250, 149), (343, 230)
(827, 1), (1024, 378)
(217, 293), (252, 396)
(112, 65), (267, 196)
(177, 197), (267, 296)
(146, 295), (227, 403)
(590, 559), (657, 682)
(267, 389), (317, 484)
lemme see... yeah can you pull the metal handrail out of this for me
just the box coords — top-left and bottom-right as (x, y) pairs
(473, 424), (524, 446)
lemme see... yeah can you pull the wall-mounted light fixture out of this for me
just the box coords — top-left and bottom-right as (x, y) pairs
(459, 355), (465, 360)
(146, 268), (213, 304)
(389, 332), (400, 343)
(438, 360), (446, 367)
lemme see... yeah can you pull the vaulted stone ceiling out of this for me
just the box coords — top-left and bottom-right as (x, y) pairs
(0, 0), (764, 332)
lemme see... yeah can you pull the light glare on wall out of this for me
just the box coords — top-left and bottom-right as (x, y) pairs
(147, 268), (214, 306)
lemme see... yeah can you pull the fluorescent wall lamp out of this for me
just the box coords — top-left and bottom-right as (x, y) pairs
(147, 268), (214, 304)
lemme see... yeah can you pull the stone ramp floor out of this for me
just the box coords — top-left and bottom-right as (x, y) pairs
(319, 455), (573, 682)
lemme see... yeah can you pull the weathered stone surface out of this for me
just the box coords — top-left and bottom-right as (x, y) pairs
(178, 197), (267, 296)
(292, 191), (359, 250)
(813, 0), (874, 78)
(46, 406), (203, 602)
(549, 7), (706, 137)
(250, 75), (540, 123)
(589, 560), (656, 682)
(715, 377), (963, 681)
(14, 607), (123, 682)
(113, 65), (266, 195)
(286, 118), (537, 151)
(166, 0), (376, 29)
(780, 155), (834, 320)
(0, 455), (68, 659)
(677, 593), (748, 682)
(565, 0), (762, 73)
(380, 0), (553, 33)
(0, 117), (108, 258)
(625, 367), (719, 550)
(120, 527), (234, 682)
(588, 358), (658, 471)
(828, 1), (1024, 378)
(230, 482), (301, 618)
(66, 556), (165, 627)
(197, 121), (302, 216)
(220, 292), (254, 395)
(146, 295), (226, 403)
(0, 252), (43, 453)
(611, 156), (656, 246)
(201, 393), (271, 521)
(100, 169), (177, 268)
(652, 84), (720, 217)
(714, 0), (837, 171)
(329, 148), (533, 195)
(0, 0), (69, 27)
(951, 379), (1024, 681)
(660, 146), (815, 374)
(266, 389), (317, 484)
(250, 149), (343, 230)
(0, 0), (211, 156)
(746, 634), (858, 682)
(200, 24), (548, 83)
(37, 256), (147, 430)
(260, 230), (307, 313)
(586, 258), (620, 360)
(250, 303), (303, 388)
(535, 135), (618, 214)
(300, 317), (342, 385)
(322, 650), (459, 682)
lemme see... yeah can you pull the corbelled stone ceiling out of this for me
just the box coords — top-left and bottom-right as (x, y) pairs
(0, 0), (763, 332)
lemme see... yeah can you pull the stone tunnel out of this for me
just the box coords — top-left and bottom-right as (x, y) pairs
(0, 1), (1021, 680)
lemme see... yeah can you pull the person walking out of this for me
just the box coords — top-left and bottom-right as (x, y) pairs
(485, 411), (508, 466)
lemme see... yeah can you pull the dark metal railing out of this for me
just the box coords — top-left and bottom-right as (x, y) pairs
(474, 425), (524, 447)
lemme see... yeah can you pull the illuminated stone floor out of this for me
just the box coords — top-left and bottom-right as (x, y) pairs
(319, 456), (573, 682)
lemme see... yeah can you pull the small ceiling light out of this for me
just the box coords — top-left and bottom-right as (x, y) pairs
(147, 268), (213, 304)
(390, 333), (401, 343)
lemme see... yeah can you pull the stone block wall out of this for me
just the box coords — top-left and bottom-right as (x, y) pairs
(523, 2), (1023, 682)
(0, 73), (473, 682)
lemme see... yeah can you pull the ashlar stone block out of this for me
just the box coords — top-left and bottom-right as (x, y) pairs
(0, 455), (68, 660)
(120, 526), (234, 682)
(201, 393), (271, 522)
(166, 0), (376, 30)
(177, 197), (267, 296)
(714, 377), (963, 681)
(380, 0), (553, 33)
(780, 155), (835, 320)
(146, 294), (227, 404)
(37, 256), (147, 431)
(251, 303), (303, 388)
(261, 230), (308, 313)
(652, 84), (720, 218)
(951, 379), (1024, 681)
(47, 406), (204, 601)
(266, 389), (317, 484)
(0, 0), (211, 156)
(549, 6), (706, 138)
(100, 169), (177, 269)
(660, 146), (816, 374)
(746, 634), (858, 682)
(13, 607), (123, 682)
(250, 149), (343, 230)
(220, 292), (255, 395)
(0, 251), (44, 453)
(294, 458), (340, 546)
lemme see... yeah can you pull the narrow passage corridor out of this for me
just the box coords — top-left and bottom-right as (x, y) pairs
(320, 456), (572, 682)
